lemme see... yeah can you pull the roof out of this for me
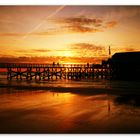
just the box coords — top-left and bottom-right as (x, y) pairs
(111, 52), (140, 63)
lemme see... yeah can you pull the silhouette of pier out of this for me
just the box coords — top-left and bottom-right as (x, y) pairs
(1, 51), (140, 81)
(0, 63), (110, 80)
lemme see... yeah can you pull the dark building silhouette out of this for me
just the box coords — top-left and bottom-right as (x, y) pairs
(108, 52), (140, 81)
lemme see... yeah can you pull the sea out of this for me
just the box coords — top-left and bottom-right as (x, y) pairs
(0, 74), (140, 133)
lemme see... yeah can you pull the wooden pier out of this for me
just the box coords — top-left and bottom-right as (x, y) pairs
(0, 63), (110, 80)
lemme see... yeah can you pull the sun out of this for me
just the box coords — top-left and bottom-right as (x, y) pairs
(63, 51), (74, 57)
(54, 50), (74, 57)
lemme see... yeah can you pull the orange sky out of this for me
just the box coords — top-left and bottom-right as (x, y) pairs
(0, 6), (139, 64)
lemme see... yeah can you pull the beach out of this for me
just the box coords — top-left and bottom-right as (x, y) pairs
(0, 78), (140, 133)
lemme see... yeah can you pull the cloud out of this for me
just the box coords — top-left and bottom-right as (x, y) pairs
(105, 21), (117, 28)
(64, 25), (100, 33)
(71, 43), (107, 57)
(31, 49), (51, 53)
(52, 16), (117, 33)
(15, 49), (52, 54)
(32, 31), (54, 36)
(56, 16), (103, 26)
(72, 43), (103, 50)
(0, 16), (117, 37)
(0, 30), (57, 37)
(123, 47), (137, 52)
(0, 28), (62, 37)
(0, 56), (107, 64)
(0, 32), (26, 37)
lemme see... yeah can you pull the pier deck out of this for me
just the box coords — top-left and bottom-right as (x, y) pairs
(0, 63), (110, 80)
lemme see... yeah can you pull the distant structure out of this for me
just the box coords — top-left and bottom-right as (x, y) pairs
(107, 51), (140, 81)
(109, 45), (111, 58)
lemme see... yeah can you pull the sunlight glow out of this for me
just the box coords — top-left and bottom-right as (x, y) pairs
(0, 6), (139, 64)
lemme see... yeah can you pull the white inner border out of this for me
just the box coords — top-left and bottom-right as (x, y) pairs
(0, 0), (140, 5)
(0, 0), (140, 140)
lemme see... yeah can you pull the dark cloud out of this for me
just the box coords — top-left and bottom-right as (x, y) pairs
(64, 25), (99, 33)
(72, 43), (105, 51)
(56, 16), (103, 26)
(71, 43), (107, 57)
(31, 49), (51, 53)
(15, 50), (30, 53)
(53, 16), (117, 33)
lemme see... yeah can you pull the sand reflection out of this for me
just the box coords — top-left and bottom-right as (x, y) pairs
(0, 88), (140, 133)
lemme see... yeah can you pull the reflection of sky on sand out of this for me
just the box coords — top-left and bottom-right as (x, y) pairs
(0, 87), (140, 133)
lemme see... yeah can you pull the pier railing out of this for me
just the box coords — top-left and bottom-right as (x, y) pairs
(0, 63), (104, 68)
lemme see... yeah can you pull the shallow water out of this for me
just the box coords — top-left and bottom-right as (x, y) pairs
(0, 79), (140, 133)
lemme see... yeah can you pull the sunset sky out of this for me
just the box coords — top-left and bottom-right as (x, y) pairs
(0, 6), (139, 64)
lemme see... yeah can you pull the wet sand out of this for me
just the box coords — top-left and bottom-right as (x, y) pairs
(0, 80), (140, 133)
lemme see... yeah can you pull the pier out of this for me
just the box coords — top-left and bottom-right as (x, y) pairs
(1, 52), (140, 81)
(0, 63), (110, 80)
